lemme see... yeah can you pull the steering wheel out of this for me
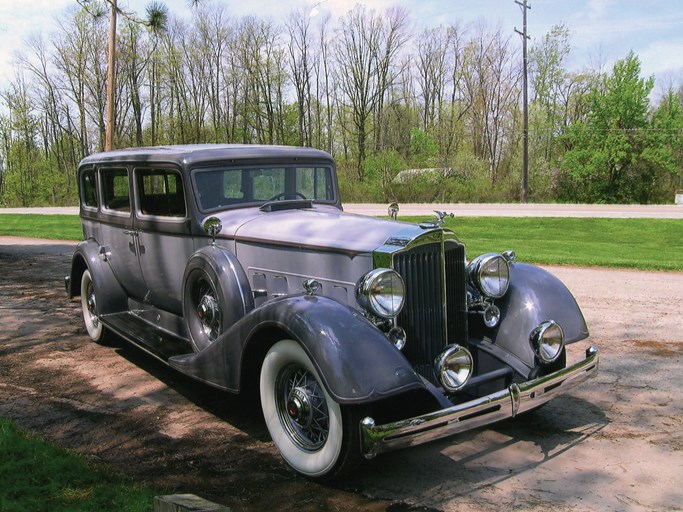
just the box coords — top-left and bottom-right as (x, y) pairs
(267, 192), (307, 201)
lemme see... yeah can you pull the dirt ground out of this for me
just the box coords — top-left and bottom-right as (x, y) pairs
(0, 239), (681, 511)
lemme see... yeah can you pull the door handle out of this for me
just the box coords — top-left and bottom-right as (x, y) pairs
(98, 245), (111, 261)
(124, 229), (138, 236)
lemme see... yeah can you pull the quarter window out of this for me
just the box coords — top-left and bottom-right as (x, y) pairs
(81, 169), (98, 208)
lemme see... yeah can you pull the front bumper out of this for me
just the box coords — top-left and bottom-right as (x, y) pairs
(360, 346), (599, 458)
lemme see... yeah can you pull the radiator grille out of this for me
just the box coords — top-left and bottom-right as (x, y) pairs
(393, 241), (467, 383)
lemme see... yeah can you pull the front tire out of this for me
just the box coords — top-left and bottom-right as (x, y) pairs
(260, 339), (363, 480)
(80, 269), (111, 344)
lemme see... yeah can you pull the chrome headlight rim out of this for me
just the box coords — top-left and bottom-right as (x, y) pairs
(434, 344), (473, 393)
(467, 253), (510, 299)
(356, 268), (406, 319)
(531, 320), (565, 364)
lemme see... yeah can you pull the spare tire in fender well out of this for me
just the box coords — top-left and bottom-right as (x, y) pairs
(182, 245), (254, 352)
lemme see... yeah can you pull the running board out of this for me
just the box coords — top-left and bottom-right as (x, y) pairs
(100, 311), (194, 362)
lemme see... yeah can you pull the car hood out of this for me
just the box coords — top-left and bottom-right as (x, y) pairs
(231, 207), (424, 255)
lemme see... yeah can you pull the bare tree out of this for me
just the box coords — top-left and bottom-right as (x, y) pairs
(334, 5), (406, 178)
(462, 24), (521, 185)
(287, 9), (314, 147)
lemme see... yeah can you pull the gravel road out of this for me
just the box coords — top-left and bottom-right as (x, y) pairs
(0, 239), (681, 511)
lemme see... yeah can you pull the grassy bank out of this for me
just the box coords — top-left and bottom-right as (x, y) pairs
(0, 214), (680, 271)
(0, 418), (157, 511)
(409, 216), (682, 272)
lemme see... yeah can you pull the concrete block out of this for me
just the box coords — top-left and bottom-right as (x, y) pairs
(154, 494), (230, 512)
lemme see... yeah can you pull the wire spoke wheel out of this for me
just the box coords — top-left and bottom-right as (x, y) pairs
(276, 364), (330, 451)
(260, 339), (364, 479)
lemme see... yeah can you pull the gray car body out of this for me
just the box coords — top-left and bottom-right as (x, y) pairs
(67, 144), (589, 410)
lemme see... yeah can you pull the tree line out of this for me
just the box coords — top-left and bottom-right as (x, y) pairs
(0, 0), (681, 207)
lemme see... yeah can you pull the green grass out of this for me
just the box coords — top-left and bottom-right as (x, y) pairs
(0, 418), (158, 511)
(400, 216), (683, 271)
(0, 213), (681, 271)
(0, 214), (83, 241)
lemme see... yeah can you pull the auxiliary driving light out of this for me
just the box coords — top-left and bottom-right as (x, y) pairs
(387, 326), (407, 351)
(531, 320), (565, 364)
(482, 304), (501, 328)
(435, 344), (473, 393)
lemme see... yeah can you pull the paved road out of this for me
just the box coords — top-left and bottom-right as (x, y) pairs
(344, 203), (683, 218)
(1, 204), (682, 218)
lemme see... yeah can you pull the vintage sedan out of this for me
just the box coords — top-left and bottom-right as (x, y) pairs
(65, 144), (599, 480)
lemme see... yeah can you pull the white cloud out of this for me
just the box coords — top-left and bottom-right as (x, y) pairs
(638, 40), (683, 77)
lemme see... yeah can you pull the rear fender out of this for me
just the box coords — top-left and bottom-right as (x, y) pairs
(170, 294), (425, 404)
(68, 239), (127, 315)
(487, 263), (589, 369)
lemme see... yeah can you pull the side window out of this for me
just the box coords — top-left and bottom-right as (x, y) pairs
(81, 169), (98, 209)
(137, 169), (186, 218)
(101, 168), (130, 213)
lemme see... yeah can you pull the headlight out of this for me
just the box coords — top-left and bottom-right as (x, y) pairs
(435, 344), (473, 392)
(531, 320), (565, 363)
(467, 253), (510, 299)
(356, 268), (405, 319)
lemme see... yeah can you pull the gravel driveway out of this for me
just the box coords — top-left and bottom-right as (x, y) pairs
(0, 239), (681, 511)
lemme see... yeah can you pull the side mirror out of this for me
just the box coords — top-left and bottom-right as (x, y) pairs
(203, 217), (223, 244)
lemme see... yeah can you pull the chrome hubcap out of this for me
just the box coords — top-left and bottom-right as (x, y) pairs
(277, 365), (329, 451)
(287, 387), (313, 427)
(87, 282), (99, 328)
(195, 279), (220, 342)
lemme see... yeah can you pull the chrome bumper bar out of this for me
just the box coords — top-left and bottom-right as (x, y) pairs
(360, 346), (599, 458)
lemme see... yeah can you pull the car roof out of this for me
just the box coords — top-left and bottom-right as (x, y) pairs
(79, 144), (334, 167)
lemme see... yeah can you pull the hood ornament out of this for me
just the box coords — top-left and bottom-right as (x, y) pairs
(419, 210), (454, 229)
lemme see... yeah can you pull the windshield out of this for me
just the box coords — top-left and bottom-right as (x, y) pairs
(193, 165), (336, 212)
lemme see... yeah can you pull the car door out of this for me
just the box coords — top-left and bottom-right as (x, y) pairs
(98, 166), (148, 300)
(134, 167), (194, 315)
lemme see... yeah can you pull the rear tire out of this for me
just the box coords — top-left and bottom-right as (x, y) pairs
(80, 269), (112, 344)
(260, 339), (363, 480)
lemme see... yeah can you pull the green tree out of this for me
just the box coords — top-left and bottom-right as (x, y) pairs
(646, 88), (683, 199)
(560, 52), (658, 203)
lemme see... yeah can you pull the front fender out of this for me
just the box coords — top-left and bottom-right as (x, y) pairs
(170, 295), (425, 404)
(489, 263), (589, 368)
(68, 239), (127, 315)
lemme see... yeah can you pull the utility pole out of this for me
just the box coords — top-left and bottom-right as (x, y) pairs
(515, 0), (530, 203)
(105, 0), (117, 152)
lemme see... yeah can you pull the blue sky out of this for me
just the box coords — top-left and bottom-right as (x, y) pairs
(0, 0), (682, 98)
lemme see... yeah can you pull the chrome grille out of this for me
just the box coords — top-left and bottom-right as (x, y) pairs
(394, 241), (467, 383)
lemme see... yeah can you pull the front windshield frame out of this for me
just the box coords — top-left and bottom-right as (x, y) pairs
(191, 163), (338, 213)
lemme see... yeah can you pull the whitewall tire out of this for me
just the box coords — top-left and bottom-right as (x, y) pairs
(80, 269), (107, 343)
(260, 339), (361, 479)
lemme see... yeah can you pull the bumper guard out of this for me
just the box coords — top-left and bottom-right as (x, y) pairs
(360, 346), (599, 458)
